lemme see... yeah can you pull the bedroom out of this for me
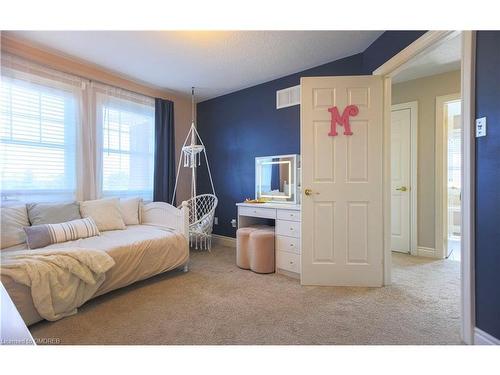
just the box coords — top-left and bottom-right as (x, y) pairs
(1, 1), (499, 373)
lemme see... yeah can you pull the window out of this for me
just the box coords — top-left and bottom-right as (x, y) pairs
(97, 92), (155, 201)
(0, 55), (158, 203)
(0, 76), (79, 202)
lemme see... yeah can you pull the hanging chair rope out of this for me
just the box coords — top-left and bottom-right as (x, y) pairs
(171, 126), (193, 204)
(170, 87), (217, 251)
(190, 125), (216, 196)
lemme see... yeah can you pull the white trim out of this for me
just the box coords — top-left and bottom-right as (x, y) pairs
(391, 101), (418, 256)
(374, 30), (476, 344)
(461, 31), (476, 345)
(212, 234), (236, 248)
(474, 328), (500, 345)
(374, 31), (460, 77)
(382, 77), (392, 285)
(417, 246), (437, 258)
(435, 93), (461, 259)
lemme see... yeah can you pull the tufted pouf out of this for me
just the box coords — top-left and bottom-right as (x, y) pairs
(248, 227), (275, 274)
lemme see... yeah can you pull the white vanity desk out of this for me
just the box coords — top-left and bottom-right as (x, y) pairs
(236, 202), (301, 279)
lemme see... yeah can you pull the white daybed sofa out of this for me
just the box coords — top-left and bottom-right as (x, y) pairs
(0, 201), (189, 326)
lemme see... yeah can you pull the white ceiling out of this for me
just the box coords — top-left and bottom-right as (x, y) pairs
(392, 35), (461, 83)
(7, 31), (383, 101)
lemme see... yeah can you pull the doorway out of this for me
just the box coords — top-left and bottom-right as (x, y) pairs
(390, 101), (417, 255)
(388, 35), (463, 344)
(389, 33), (463, 261)
(375, 30), (475, 343)
(436, 94), (462, 261)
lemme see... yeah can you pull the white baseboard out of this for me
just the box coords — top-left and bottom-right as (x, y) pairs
(417, 246), (437, 258)
(212, 234), (236, 248)
(474, 327), (500, 345)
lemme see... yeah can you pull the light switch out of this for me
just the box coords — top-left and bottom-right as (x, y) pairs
(476, 117), (487, 137)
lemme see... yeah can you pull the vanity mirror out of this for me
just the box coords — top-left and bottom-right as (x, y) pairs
(255, 154), (299, 204)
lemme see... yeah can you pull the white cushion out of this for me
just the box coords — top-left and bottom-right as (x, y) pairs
(119, 197), (142, 225)
(79, 198), (125, 232)
(1, 205), (30, 249)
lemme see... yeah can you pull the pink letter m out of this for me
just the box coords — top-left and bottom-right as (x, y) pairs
(327, 105), (359, 136)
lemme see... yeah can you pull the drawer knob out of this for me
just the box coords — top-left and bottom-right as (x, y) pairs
(290, 261), (294, 264)
(290, 227), (294, 231)
(290, 244), (294, 247)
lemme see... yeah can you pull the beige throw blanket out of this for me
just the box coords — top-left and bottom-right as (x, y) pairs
(1, 248), (115, 321)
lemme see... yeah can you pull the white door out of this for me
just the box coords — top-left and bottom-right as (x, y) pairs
(390, 106), (412, 253)
(301, 76), (384, 287)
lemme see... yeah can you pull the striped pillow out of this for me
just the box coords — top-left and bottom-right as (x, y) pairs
(24, 217), (100, 250)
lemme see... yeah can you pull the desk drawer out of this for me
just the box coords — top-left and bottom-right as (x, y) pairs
(238, 206), (276, 219)
(277, 209), (301, 222)
(277, 250), (301, 274)
(276, 235), (300, 254)
(276, 220), (301, 238)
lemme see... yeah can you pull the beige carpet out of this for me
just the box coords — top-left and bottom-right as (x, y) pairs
(30, 245), (461, 345)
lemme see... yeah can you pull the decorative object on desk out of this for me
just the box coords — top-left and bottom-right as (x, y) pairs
(172, 87), (217, 250)
(327, 104), (359, 136)
(244, 198), (268, 204)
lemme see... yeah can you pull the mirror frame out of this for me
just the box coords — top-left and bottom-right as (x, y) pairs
(255, 154), (299, 204)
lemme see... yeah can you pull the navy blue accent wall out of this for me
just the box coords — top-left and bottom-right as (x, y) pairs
(197, 53), (364, 237)
(474, 31), (500, 340)
(362, 31), (426, 74)
(197, 31), (425, 238)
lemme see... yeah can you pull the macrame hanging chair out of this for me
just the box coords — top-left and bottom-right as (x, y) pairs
(172, 88), (217, 250)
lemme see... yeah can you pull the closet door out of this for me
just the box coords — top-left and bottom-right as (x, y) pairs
(301, 76), (384, 286)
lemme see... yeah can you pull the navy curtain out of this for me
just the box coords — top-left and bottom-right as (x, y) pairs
(153, 98), (175, 204)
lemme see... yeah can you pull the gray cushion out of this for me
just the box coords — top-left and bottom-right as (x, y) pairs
(1, 205), (30, 249)
(24, 217), (100, 249)
(27, 202), (81, 226)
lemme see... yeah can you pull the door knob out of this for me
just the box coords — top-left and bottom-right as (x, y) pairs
(395, 186), (408, 192)
(304, 188), (316, 196)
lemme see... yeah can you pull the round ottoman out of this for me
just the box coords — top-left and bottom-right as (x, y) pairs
(236, 227), (260, 269)
(249, 227), (275, 274)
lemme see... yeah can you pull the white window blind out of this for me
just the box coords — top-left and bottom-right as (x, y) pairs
(0, 75), (80, 203)
(96, 90), (155, 201)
